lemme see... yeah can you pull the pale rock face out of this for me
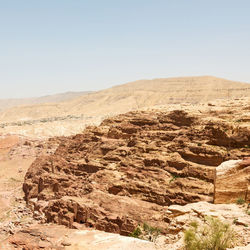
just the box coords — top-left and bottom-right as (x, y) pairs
(167, 204), (190, 216)
(0, 225), (159, 250)
(214, 158), (250, 204)
(216, 160), (242, 176)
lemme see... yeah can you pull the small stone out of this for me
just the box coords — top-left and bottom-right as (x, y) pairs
(61, 240), (71, 246)
(168, 205), (190, 216)
(38, 240), (51, 248)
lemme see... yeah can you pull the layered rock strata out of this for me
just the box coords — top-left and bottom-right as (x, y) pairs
(23, 109), (250, 234)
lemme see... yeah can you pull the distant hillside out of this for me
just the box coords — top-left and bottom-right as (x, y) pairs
(0, 76), (249, 123)
(0, 91), (91, 112)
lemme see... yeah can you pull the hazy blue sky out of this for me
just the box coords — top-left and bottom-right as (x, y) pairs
(1, 0), (250, 98)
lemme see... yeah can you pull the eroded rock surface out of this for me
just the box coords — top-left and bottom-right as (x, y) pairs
(2, 201), (249, 250)
(214, 158), (250, 204)
(22, 109), (250, 235)
(0, 224), (160, 250)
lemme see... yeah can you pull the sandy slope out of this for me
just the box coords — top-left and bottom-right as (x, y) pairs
(1, 76), (249, 122)
(0, 76), (249, 138)
(0, 91), (91, 112)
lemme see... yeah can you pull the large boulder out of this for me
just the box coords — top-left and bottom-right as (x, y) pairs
(214, 158), (250, 204)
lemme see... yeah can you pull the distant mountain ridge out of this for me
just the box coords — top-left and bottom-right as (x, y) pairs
(0, 76), (249, 123)
(0, 91), (92, 112)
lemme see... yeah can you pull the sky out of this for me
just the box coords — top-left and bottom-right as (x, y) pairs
(0, 0), (250, 98)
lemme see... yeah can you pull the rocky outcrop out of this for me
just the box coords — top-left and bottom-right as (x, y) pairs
(0, 225), (159, 250)
(214, 158), (250, 204)
(2, 201), (250, 249)
(0, 134), (64, 161)
(164, 201), (250, 248)
(23, 109), (250, 234)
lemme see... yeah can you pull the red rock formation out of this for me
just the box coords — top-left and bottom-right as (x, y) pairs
(23, 110), (250, 234)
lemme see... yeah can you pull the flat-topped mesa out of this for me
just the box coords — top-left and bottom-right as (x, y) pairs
(214, 158), (250, 204)
(23, 109), (250, 234)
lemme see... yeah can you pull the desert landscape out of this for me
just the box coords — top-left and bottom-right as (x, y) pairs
(0, 76), (249, 137)
(0, 76), (249, 249)
(1, 1), (250, 248)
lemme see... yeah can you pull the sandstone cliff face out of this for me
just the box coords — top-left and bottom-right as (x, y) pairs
(214, 158), (250, 204)
(23, 109), (250, 234)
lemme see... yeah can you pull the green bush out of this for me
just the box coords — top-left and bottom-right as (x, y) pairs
(184, 216), (236, 250)
(129, 226), (142, 238)
(129, 223), (161, 242)
(236, 197), (245, 205)
(142, 223), (161, 242)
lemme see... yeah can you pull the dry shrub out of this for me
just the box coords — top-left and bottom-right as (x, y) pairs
(184, 216), (236, 250)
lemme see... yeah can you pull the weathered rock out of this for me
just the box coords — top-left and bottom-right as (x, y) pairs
(0, 224), (160, 250)
(22, 109), (250, 235)
(2, 201), (250, 249)
(214, 158), (250, 204)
